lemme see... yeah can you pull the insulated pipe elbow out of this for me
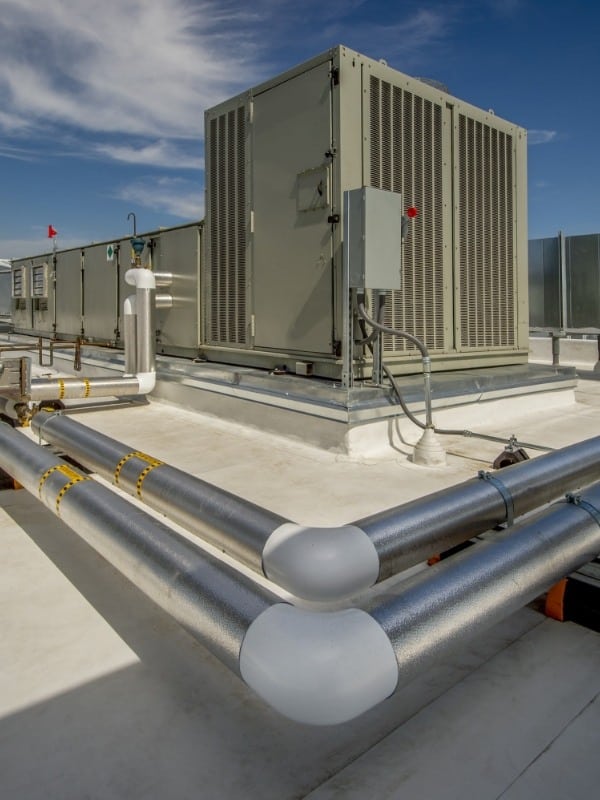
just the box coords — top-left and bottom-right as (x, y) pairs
(262, 523), (380, 601)
(136, 371), (156, 394)
(125, 267), (157, 290)
(239, 604), (398, 725)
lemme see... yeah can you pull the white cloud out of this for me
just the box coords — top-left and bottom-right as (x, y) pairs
(0, 143), (37, 161)
(0, 0), (459, 178)
(94, 140), (203, 169)
(116, 176), (204, 220)
(528, 130), (558, 145)
(0, 0), (262, 140)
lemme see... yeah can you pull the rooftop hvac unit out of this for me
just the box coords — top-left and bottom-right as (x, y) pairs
(204, 46), (529, 379)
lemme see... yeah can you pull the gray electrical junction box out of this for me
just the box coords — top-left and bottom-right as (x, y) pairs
(344, 187), (403, 290)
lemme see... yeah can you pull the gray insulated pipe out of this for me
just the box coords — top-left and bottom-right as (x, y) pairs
(32, 411), (600, 602)
(0, 423), (275, 674)
(3, 421), (600, 725)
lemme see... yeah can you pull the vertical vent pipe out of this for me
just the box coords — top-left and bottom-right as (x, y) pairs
(28, 267), (156, 400)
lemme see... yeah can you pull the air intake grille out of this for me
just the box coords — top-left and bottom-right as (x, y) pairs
(457, 114), (515, 348)
(368, 76), (445, 353)
(208, 105), (247, 345)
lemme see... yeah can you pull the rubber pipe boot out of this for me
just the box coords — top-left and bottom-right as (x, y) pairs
(413, 426), (446, 467)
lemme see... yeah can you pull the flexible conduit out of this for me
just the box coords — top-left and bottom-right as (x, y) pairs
(2, 421), (600, 725)
(32, 410), (600, 601)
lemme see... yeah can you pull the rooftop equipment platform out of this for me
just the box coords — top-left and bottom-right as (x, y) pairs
(1, 363), (599, 799)
(13, 336), (576, 455)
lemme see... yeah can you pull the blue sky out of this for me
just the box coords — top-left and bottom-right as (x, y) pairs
(1, 0), (599, 258)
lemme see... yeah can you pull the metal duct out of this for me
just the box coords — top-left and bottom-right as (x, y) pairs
(32, 410), (286, 571)
(357, 435), (600, 579)
(3, 421), (600, 725)
(242, 481), (600, 723)
(0, 422), (275, 673)
(32, 411), (600, 602)
(370, 484), (600, 685)
(30, 376), (143, 401)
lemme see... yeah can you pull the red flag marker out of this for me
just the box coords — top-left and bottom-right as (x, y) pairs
(48, 225), (58, 238)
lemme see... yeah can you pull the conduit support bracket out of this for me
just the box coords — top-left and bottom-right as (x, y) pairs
(478, 470), (515, 527)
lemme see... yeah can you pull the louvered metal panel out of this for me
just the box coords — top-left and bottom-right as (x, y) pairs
(368, 76), (445, 353)
(457, 114), (515, 348)
(207, 103), (247, 346)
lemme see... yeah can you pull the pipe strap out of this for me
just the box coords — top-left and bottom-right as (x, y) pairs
(83, 378), (91, 399)
(478, 470), (514, 527)
(565, 492), (600, 528)
(58, 379), (65, 400)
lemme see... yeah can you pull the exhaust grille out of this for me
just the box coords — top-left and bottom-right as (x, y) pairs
(457, 114), (515, 348)
(368, 76), (445, 353)
(207, 105), (247, 345)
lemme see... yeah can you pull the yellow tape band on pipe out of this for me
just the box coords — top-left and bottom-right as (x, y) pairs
(114, 451), (164, 487)
(135, 460), (164, 498)
(55, 476), (91, 515)
(83, 378), (91, 398)
(58, 379), (65, 400)
(38, 463), (91, 516)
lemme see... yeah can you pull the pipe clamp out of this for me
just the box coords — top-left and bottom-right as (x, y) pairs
(565, 492), (600, 528)
(478, 470), (514, 527)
